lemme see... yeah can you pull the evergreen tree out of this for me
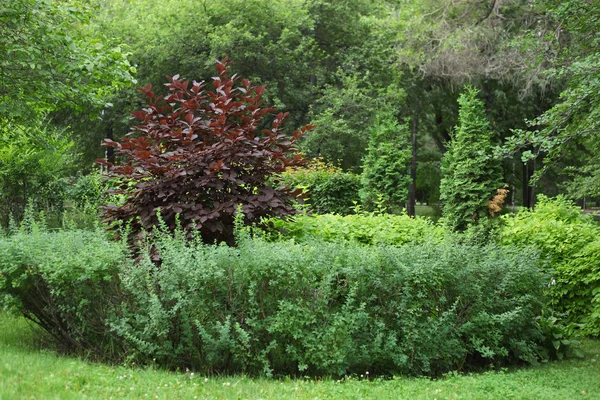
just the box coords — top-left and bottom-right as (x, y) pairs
(440, 87), (503, 231)
(360, 113), (411, 212)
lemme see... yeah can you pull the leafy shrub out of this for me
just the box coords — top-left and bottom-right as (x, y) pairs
(500, 195), (600, 336)
(61, 171), (108, 230)
(1, 225), (558, 376)
(279, 158), (360, 215)
(0, 225), (125, 356)
(106, 233), (554, 376)
(100, 58), (311, 244)
(264, 212), (445, 246)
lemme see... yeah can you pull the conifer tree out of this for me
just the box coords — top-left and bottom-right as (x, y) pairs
(360, 114), (411, 212)
(440, 87), (503, 231)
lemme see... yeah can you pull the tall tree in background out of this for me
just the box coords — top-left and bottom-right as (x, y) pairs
(394, 0), (557, 206)
(440, 87), (503, 231)
(505, 0), (600, 202)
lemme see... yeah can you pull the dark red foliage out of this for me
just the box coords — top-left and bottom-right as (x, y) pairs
(99, 58), (313, 244)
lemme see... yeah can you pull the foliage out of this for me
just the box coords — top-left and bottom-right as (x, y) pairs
(100, 235), (563, 376)
(0, 118), (74, 227)
(61, 170), (111, 230)
(0, 0), (135, 118)
(264, 212), (444, 246)
(100, 59), (310, 244)
(302, 71), (404, 170)
(279, 158), (360, 215)
(502, 0), (600, 192)
(65, 171), (105, 209)
(360, 114), (411, 212)
(0, 224), (558, 376)
(440, 87), (503, 232)
(0, 225), (125, 356)
(500, 195), (600, 336)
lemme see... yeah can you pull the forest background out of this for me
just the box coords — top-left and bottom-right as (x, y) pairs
(1, 0), (599, 223)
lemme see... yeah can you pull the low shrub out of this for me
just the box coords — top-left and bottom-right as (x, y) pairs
(279, 158), (361, 215)
(0, 226), (125, 356)
(264, 212), (445, 246)
(500, 195), (600, 336)
(0, 225), (558, 377)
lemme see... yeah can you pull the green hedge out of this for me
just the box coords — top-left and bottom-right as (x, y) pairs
(500, 195), (600, 336)
(0, 227), (558, 376)
(264, 212), (445, 246)
(278, 159), (361, 215)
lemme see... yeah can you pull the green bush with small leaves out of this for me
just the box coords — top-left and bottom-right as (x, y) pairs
(0, 223), (560, 376)
(500, 195), (600, 336)
(264, 212), (445, 246)
(0, 225), (125, 357)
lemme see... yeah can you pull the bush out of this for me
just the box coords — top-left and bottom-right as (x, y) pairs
(61, 171), (108, 230)
(500, 195), (600, 336)
(1, 225), (559, 376)
(279, 158), (360, 215)
(264, 212), (445, 246)
(0, 226), (125, 356)
(100, 58), (311, 244)
(100, 235), (560, 376)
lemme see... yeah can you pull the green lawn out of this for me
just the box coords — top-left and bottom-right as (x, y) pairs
(1, 312), (599, 399)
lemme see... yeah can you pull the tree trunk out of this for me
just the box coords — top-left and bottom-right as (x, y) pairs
(106, 122), (115, 165)
(407, 113), (418, 217)
(522, 158), (536, 208)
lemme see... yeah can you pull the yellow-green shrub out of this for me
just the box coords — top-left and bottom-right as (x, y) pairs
(264, 212), (445, 246)
(500, 195), (600, 336)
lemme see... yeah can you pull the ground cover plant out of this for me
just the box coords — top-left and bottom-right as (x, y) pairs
(2, 312), (600, 399)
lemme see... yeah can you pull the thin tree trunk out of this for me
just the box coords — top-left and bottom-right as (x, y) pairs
(522, 161), (530, 208)
(529, 158), (536, 208)
(407, 113), (418, 217)
(105, 121), (115, 165)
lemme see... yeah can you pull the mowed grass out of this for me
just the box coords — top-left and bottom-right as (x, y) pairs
(1, 312), (599, 400)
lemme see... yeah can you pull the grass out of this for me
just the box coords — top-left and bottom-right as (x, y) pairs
(1, 312), (599, 399)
